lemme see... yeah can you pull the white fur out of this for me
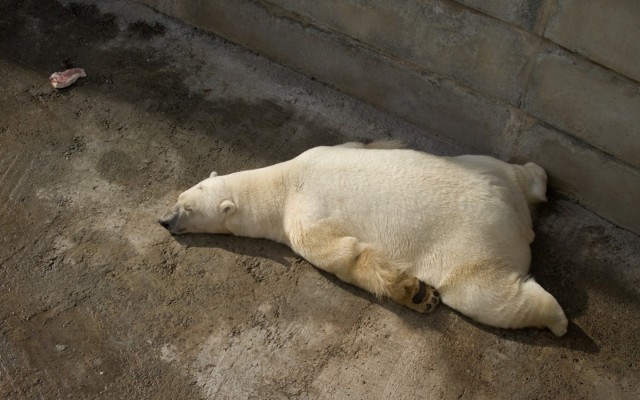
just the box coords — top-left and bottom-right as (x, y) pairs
(160, 143), (568, 336)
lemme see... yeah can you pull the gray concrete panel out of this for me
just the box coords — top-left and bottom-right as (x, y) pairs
(524, 51), (640, 169)
(545, 0), (640, 83)
(268, 0), (539, 105)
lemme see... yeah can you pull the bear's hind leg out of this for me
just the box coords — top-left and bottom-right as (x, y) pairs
(347, 246), (441, 313)
(440, 267), (568, 336)
(290, 224), (439, 313)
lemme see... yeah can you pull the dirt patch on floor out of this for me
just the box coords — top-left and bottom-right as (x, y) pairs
(1, 1), (639, 399)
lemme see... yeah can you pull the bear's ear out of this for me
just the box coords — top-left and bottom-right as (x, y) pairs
(210, 171), (218, 178)
(219, 199), (235, 214)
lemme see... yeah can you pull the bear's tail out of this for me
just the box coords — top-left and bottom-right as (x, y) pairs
(518, 162), (548, 204)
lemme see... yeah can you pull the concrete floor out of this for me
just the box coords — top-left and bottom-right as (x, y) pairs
(1, 1), (639, 399)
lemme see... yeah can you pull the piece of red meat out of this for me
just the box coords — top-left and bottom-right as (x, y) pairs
(49, 68), (87, 89)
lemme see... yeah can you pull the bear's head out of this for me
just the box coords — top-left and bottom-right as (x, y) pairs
(158, 171), (235, 234)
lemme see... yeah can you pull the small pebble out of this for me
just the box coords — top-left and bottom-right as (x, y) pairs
(55, 344), (67, 352)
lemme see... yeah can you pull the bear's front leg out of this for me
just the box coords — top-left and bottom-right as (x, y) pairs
(289, 222), (440, 313)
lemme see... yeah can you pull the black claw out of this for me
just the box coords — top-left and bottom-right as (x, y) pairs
(412, 281), (428, 304)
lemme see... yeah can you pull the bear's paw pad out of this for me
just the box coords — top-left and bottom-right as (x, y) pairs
(405, 279), (440, 314)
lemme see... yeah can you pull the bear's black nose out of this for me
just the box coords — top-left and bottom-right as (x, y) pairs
(159, 209), (179, 232)
(158, 218), (170, 230)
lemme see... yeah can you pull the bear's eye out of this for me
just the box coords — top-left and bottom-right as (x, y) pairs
(184, 204), (193, 212)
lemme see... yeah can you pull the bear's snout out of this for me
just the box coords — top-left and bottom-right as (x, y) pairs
(158, 209), (179, 232)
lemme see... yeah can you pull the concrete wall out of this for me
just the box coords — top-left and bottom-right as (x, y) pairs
(141, 0), (640, 234)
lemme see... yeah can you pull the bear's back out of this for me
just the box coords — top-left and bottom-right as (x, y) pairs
(286, 146), (533, 266)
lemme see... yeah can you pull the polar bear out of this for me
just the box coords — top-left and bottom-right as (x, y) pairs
(159, 142), (568, 336)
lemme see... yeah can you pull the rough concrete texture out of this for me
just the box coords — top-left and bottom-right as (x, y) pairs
(1, 1), (640, 399)
(142, 0), (514, 157)
(453, 0), (550, 32)
(523, 51), (640, 170)
(544, 0), (640, 84)
(268, 0), (538, 105)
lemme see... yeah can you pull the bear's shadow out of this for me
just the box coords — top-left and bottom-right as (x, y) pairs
(175, 232), (292, 266)
(172, 229), (599, 354)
